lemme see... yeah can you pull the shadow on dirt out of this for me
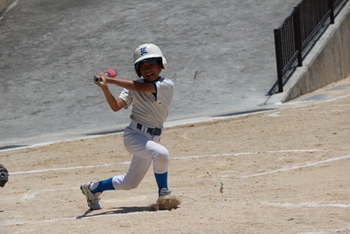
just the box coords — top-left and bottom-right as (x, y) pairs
(76, 205), (155, 219)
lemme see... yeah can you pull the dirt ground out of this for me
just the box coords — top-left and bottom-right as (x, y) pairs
(1, 78), (350, 234)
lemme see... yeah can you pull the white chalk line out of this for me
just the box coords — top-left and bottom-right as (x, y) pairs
(286, 93), (350, 106)
(262, 201), (350, 208)
(264, 202), (350, 234)
(9, 149), (322, 175)
(0, 187), (78, 202)
(299, 226), (350, 234)
(325, 94), (350, 103)
(269, 99), (350, 117)
(2, 208), (157, 226)
(270, 93), (350, 118)
(9, 149), (350, 225)
(5, 149), (324, 202)
(10, 162), (131, 175)
(4, 200), (350, 227)
(4, 153), (350, 227)
(173, 149), (322, 160)
(2, 217), (75, 226)
(265, 202), (350, 234)
(6, 149), (328, 202)
(21, 187), (76, 200)
(241, 154), (350, 178)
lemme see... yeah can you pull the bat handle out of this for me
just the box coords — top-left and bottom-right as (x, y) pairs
(93, 76), (102, 84)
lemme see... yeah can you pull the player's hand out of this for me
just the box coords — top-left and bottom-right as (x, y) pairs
(95, 72), (108, 88)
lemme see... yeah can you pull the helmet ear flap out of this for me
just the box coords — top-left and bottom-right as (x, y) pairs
(155, 57), (164, 69)
(135, 63), (142, 77)
(159, 57), (167, 70)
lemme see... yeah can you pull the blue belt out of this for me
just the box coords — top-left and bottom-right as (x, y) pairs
(136, 123), (162, 136)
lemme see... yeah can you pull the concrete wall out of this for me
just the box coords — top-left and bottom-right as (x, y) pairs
(0, 0), (14, 13)
(281, 1), (350, 102)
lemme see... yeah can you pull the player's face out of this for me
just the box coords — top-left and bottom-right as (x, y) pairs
(139, 61), (162, 82)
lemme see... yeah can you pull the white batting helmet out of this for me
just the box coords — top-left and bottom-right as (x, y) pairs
(133, 43), (167, 77)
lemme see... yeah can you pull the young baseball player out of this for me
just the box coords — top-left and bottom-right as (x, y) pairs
(81, 43), (178, 210)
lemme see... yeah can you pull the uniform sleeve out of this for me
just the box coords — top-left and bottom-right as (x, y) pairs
(155, 78), (174, 107)
(118, 88), (132, 109)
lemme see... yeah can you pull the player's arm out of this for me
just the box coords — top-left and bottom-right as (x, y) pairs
(97, 72), (156, 93)
(107, 78), (156, 93)
(95, 76), (126, 112)
(101, 87), (126, 112)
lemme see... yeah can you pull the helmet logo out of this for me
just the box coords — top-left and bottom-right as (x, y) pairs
(140, 47), (148, 56)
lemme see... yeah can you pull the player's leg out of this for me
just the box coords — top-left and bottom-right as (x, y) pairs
(81, 155), (152, 210)
(110, 155), (152, 190)
(143, 139), (171, 196)
(124, 130), (171, 196)
(81, 128), (170, 209)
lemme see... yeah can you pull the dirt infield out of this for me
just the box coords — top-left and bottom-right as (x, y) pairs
(1, 78), (350, 234)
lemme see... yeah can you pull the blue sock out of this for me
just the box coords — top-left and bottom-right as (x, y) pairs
(90, 177), (115, 194)
(154, 172), (168, 194)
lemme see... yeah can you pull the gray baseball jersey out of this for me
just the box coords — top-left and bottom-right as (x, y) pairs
(119, 77), (174, 128)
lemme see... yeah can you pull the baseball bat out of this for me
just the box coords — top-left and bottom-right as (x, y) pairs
(93, 69), (117, 83)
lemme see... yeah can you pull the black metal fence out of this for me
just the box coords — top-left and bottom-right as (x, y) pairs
(273, 0), (348, 93)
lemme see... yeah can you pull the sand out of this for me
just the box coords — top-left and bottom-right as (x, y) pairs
(1, 78), (350, 234)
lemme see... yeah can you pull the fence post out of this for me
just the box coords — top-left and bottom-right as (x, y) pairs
(274, 29), (284, 93)
(329, 0), (335, 24)
(293, 6), (303, 67)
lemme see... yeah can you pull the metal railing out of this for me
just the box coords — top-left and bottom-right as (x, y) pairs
(273, 0), (348, 93)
